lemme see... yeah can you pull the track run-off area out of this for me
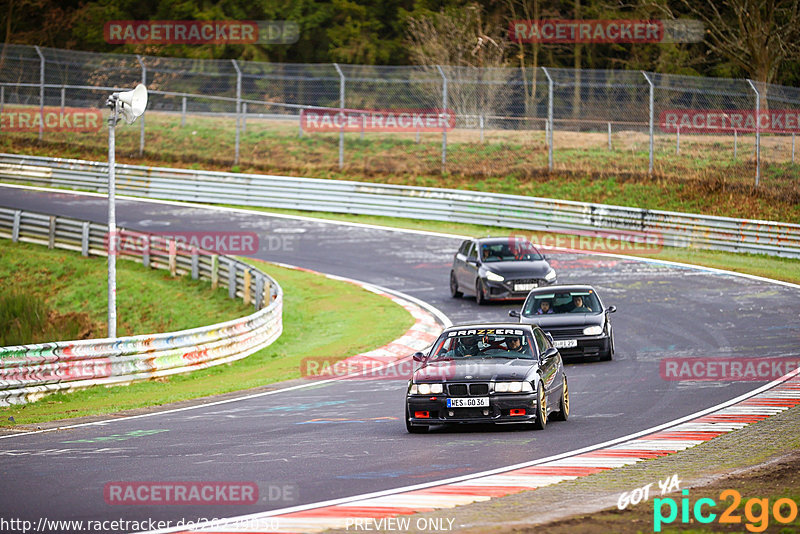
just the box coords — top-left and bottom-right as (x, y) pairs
(1, 184), (799, 533)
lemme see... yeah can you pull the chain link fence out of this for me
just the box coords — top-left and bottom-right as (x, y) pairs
(1, 44), (799, 187)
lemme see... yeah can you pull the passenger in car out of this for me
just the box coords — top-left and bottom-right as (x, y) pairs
(536, 300), (554, 314)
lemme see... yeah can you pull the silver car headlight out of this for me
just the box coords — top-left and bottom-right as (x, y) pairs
(495, 381), (534, 393)
(583, 326), (603, 336)
(485, 271), (504, 282)
(545, 268), (557, 281)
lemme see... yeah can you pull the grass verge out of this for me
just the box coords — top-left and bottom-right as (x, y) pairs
(2, 111), (799, 223)
(0, 239), (252, 343)
(0, 250), (414, 427)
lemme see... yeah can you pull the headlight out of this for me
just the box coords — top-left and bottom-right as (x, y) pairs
(485, 271), (504, 282)
(494, 381), (534, 393)
(409, 384), (418, 395)
(583, 326), (603, 336)
(430, 383), (443, 394)
(545, 269), (556, 281)
(418, 383), (431, 395)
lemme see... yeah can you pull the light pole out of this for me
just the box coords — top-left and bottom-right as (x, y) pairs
(105, 84), (148, 338)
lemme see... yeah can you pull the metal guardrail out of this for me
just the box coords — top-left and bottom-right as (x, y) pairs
(1, 153), (799, 258)
(0, 206), (283, 406)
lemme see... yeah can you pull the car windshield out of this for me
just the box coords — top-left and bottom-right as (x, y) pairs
(522, 290), (601, 315)
(480, 241), (543, 262)
(429, 330), (535, 360)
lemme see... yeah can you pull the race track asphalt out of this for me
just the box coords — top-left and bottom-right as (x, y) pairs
(1, 186), (798, 532)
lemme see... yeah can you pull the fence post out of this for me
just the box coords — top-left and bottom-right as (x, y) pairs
(181, 96), (187, 127)
(608, 122), (612, 150)
(333, 63), (345, 169)
(642, 71), (654, 175)
(747, 79), (761, 186)
(60, 86), (65, 112)
(137, 55), (146, 156)
(542, 67), (554, 171)
(12, 210), (21, 242)
(191, 248), (199, 280)
(34, 46), (45, 141)
(81, 221), (90, 257)
(436, 65), (448, 173)
(299, 108), (304, 138)
(232, 59), (242, 166)
(228, 260), (237, 299)
(142, 234), (150, 268)
(48, 215), (56, 249)
(255, 274), (264, 309)
(211, 255), (219, 289)
(168, 239), (177, 276)
(243, 269), (252, 306)
(242, 102), (247, 133)
(480, 114), (484, 143)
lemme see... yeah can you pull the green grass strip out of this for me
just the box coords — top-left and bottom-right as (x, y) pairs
(0, 246), (414, 426)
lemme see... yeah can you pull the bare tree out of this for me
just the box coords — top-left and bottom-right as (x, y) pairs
(668, 0), (800, 87)
(405, 4), (512, 119)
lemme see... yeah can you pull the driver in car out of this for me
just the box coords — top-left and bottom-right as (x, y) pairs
(454, 336), (481, 358)
(570, 295), (592, 313)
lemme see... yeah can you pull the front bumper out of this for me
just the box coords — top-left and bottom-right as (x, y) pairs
(557, 335), (611, 358)
(406, 394), (539, 425)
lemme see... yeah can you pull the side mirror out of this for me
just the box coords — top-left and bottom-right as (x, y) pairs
(606, 305), (617, 313)
(545, 332), (555, 344)
(542, 347), (558, 360)
(508, 310), (521, 318)
(467, 258), (479, 265)
(412, 351), (427, 362)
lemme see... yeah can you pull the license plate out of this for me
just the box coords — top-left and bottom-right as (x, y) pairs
(447, 397), (489, 408)
(554, 339), (578, 349)
(514, 283), (537, 291)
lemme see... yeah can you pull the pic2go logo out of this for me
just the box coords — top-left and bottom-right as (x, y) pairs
(654, 489), (799, 533)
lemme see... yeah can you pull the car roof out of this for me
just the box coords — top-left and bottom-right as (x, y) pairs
(527, 284), (597, 294)
(442, 323), (536, 334)
(475, 237), (528, 245)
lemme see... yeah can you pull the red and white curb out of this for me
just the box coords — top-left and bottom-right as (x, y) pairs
(148, 368), (800, 534)
(268, 262), (445, 378)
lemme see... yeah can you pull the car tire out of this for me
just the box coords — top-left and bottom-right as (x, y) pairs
(600, 331), (614, 361)
(450, 271), (462, 298)
(532, 381), (547, 430)
(406, 405), (428, 434)
(475, 280), (487, 305)
(551, 376), (569, 421)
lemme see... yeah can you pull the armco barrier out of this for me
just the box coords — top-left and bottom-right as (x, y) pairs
(1, 153), (799, 258)
(0, 207), (283, 406)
